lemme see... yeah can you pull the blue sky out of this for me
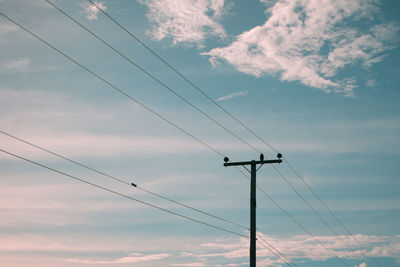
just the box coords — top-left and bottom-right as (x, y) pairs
(0, 0), (399, 266)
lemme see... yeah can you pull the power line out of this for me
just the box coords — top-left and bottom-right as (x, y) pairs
(45, 0), (261, 154)
(0, 148), (247, 238)
(240, 154), (358, 266)
(43, 3), (359, 259)
(0, 12), (329, 265)
(2, 148), (296, 266)
(136, 185), (248, 230)
(1, 150), (299, 267)
(0, 11), (224, 158)
(0, 129), (248, 231)
(256, 240), (293, 267)
(284, 159), (383, 267)
(236, 167), (350, 267)
(270, 164), (355, 259)
(2, 6), (375, 266)
(86, 0), (275, 154)
(83, 3), (378, 265)
(257, 235), (297, 267)
(50, 4), (363, 262)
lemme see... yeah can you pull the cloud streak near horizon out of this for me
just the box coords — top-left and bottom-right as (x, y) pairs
(1, 231), (398, 266)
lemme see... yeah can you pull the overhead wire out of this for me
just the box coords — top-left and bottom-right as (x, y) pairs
(0, 11), (293, 264)
(1, 5), (375, 266)
(236, 167), (350, 267)
(43, 6), (363, 264)
(1, 2), (341, 240)
(0, 148), (247, 238)
(1, 9), (348, 266)
(270, 164), (356, 257)
(1, 148), (296, 266)
(256, 240), (293, 267)
(85, 0), (276, 155)
(0, 136), (298, 266)
(284, 160), (383, 267)
(82, 3), (379, 266)
(257, 234), (297, 267)
(45, 0), (261, 155)
(238, 153), (372, 266)
(42, 4), (361, 258)
(0, 130), (248, 231)
(0, 10), (224, 159)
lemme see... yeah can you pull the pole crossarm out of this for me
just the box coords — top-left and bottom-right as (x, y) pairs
(224, 159), (282, 167)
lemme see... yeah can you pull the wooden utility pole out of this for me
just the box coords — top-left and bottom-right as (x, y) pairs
(223, 153), (282, 267)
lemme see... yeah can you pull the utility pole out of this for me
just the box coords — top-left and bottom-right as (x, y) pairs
(223, 153), (282, 267)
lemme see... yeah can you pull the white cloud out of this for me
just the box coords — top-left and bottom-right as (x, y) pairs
(175, 233), (400, 267)
(365, 79), (377, 88)
(1, 230), (398, 266)
(202, 0), (399, 96)
(217, 90), (248, 101)
(79, 1), (107, 21)
(335, 77), (357, 98)
(66, 253), (170, 264)
(0, 58), (58, 74)
(139, 0), (227, 46)
(170, 263), (207, 267)
(0, 58), (30, 73)
(362, 55), (386, 68)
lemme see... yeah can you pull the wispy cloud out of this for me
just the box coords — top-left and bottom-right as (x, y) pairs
(66, 253), (170, 264)
(170, 263), (207, 267)
(365, 79), (377, 88)
(0, 58), (59, 74)
(184, 233), (400, 267)
(0, 58), (30, 73)
(79, 1), (107, 21)
(1, 231), (398, 266)
(336, 77), (358, 98)
(139, 0), (227, 47)
(217, 90), (248, 101)
(202, 0), (399, 96)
